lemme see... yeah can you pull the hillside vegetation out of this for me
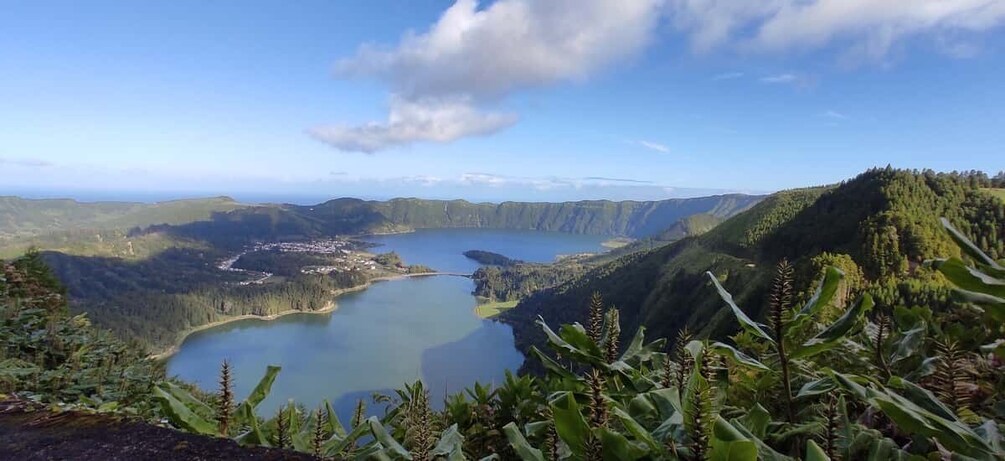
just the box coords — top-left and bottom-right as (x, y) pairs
(155, 195), (761, 251)
(503, 168), (1005, 358)
(0, 196), (244, 258)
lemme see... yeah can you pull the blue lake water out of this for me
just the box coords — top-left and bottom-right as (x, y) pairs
(166, 229), (607, 421)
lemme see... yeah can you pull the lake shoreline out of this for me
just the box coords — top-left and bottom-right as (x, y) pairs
(149, 271), (470, 361)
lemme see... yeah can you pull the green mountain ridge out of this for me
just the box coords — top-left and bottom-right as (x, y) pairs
(16, 194), (759, 351)
(184, 194), (762, 246)
(501, 168), (1005, 360)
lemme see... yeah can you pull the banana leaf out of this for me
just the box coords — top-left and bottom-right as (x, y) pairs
(321, 421), (371, 457)
(710, 417), (758, 461)
(551, 391), (590, 457)
(940, 218), (1005, 273)
(503, 422), (545, 461)
(707, 272), (775, 343)
(367, 416), (413, 460)
(791, 266), (844, 331)
(612, 407), (662, 455)
(805, 440), (830, 461)
(931, 257), (1005, 299)
(710, 342), (769, 371)
(537, 317), (606, 367)
(152, 385), (217, 435)
(431, 424), (466, 461)
(949, 289), (1005, 322)
(598, 427), (648, 460)
(793, 294), (873, 359)
(233, 365), (281, 426)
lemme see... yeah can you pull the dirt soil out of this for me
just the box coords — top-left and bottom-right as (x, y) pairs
(0, 399), (316, 461)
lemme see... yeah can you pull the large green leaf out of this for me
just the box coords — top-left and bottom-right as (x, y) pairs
(234, 403), (269, 447)
(889, 324), (926, 365)
(616, 326), (666, 366)
(832, 373), (994, 458)
(537, 317), (605, 366)
(233, 365), (281, 426)
(791, 266), (845, 330)
(940, 218), (1005, 272)
(932, 257), (1005, 299)
(710, 342), (769, 371)
(950, 289), (1005, 322)
(736, 404), (771, 440)
(529, 346), (581, 382)
(710, 417), (758, 461)
(598, 427), (648, 461)
(502, 423), (545, 461)
(805, 440), (830, 461)
(886, 376), (957, 421)
(158, 381), (213, 417)
(367, 417), (413, 460)
(710, 440), (758, 461)
(152, 385), (217, 435)
(324, 399), (348, 438)
(707, 272), (775, 343)
(612, 407), (661, 454)
(796, 378), (837, 399)
(321, 421), (370, 457)
(431, 424), (466, 461)
(551, 392), (590, 457)
(730, 420), (793, 461)
(793, 294), (873, 359)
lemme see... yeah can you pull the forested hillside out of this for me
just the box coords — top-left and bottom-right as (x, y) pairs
(155, 195), (761, 250)
(0, 197), (245, 257)
(503, 168), (1005, 358)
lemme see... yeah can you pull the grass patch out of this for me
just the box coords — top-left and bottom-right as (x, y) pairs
(474, 300), (518, 319)
(983, 188), (1005, 201)
(601, 237), (634, 249)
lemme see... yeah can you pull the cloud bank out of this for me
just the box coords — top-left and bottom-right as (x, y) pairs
(670, 0), (1005, 57)
(314, 0), (664, 153)
(315, 0), (1005, 152)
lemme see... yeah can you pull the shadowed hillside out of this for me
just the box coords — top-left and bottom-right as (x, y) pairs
(503, 168), (1005, 359)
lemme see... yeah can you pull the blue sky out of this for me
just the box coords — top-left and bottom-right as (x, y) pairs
(2, 0), (1004, 203)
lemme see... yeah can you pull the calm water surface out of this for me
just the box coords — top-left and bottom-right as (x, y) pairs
(166, 229), (607, 420)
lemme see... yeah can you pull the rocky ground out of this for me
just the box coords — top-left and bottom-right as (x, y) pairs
(0, 399), (315, 461)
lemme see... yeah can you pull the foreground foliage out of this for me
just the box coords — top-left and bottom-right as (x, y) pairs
(0, 250), (163, 414)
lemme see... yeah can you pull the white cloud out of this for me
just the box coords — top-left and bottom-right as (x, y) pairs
(320, 0), (664, 152)
(635, 140), (672, 153)
(310, 96), (518, 153)
(460, 172), (654, 189)
(0, 157), (53, 168)
(820, 110), (849, 120)
(712, 71), (744, 81)
(670, 0), (1005, 59)
(760, 73), (798, 84)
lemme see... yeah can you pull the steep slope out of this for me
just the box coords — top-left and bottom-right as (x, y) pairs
(0, 196), (244, 239)
(295, 195), (761, 237)
(0, 197), (246, 257)
(502, 168), (1005, 356)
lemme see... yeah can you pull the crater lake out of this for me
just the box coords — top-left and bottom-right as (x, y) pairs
(165, 229), (609, 421)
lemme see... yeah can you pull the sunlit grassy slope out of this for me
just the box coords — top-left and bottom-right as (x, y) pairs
(474, 300), (518, 319)
(0, 197), (243, 258)
(984, 188), (1005, 201)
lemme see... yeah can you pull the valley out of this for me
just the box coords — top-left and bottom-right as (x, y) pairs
(4, 168), (1005, 460)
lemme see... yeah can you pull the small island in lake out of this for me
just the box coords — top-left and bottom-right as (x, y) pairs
(462, 250), (523, 267)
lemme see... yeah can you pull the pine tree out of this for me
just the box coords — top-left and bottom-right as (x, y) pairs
(216, 360), (234, 436)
